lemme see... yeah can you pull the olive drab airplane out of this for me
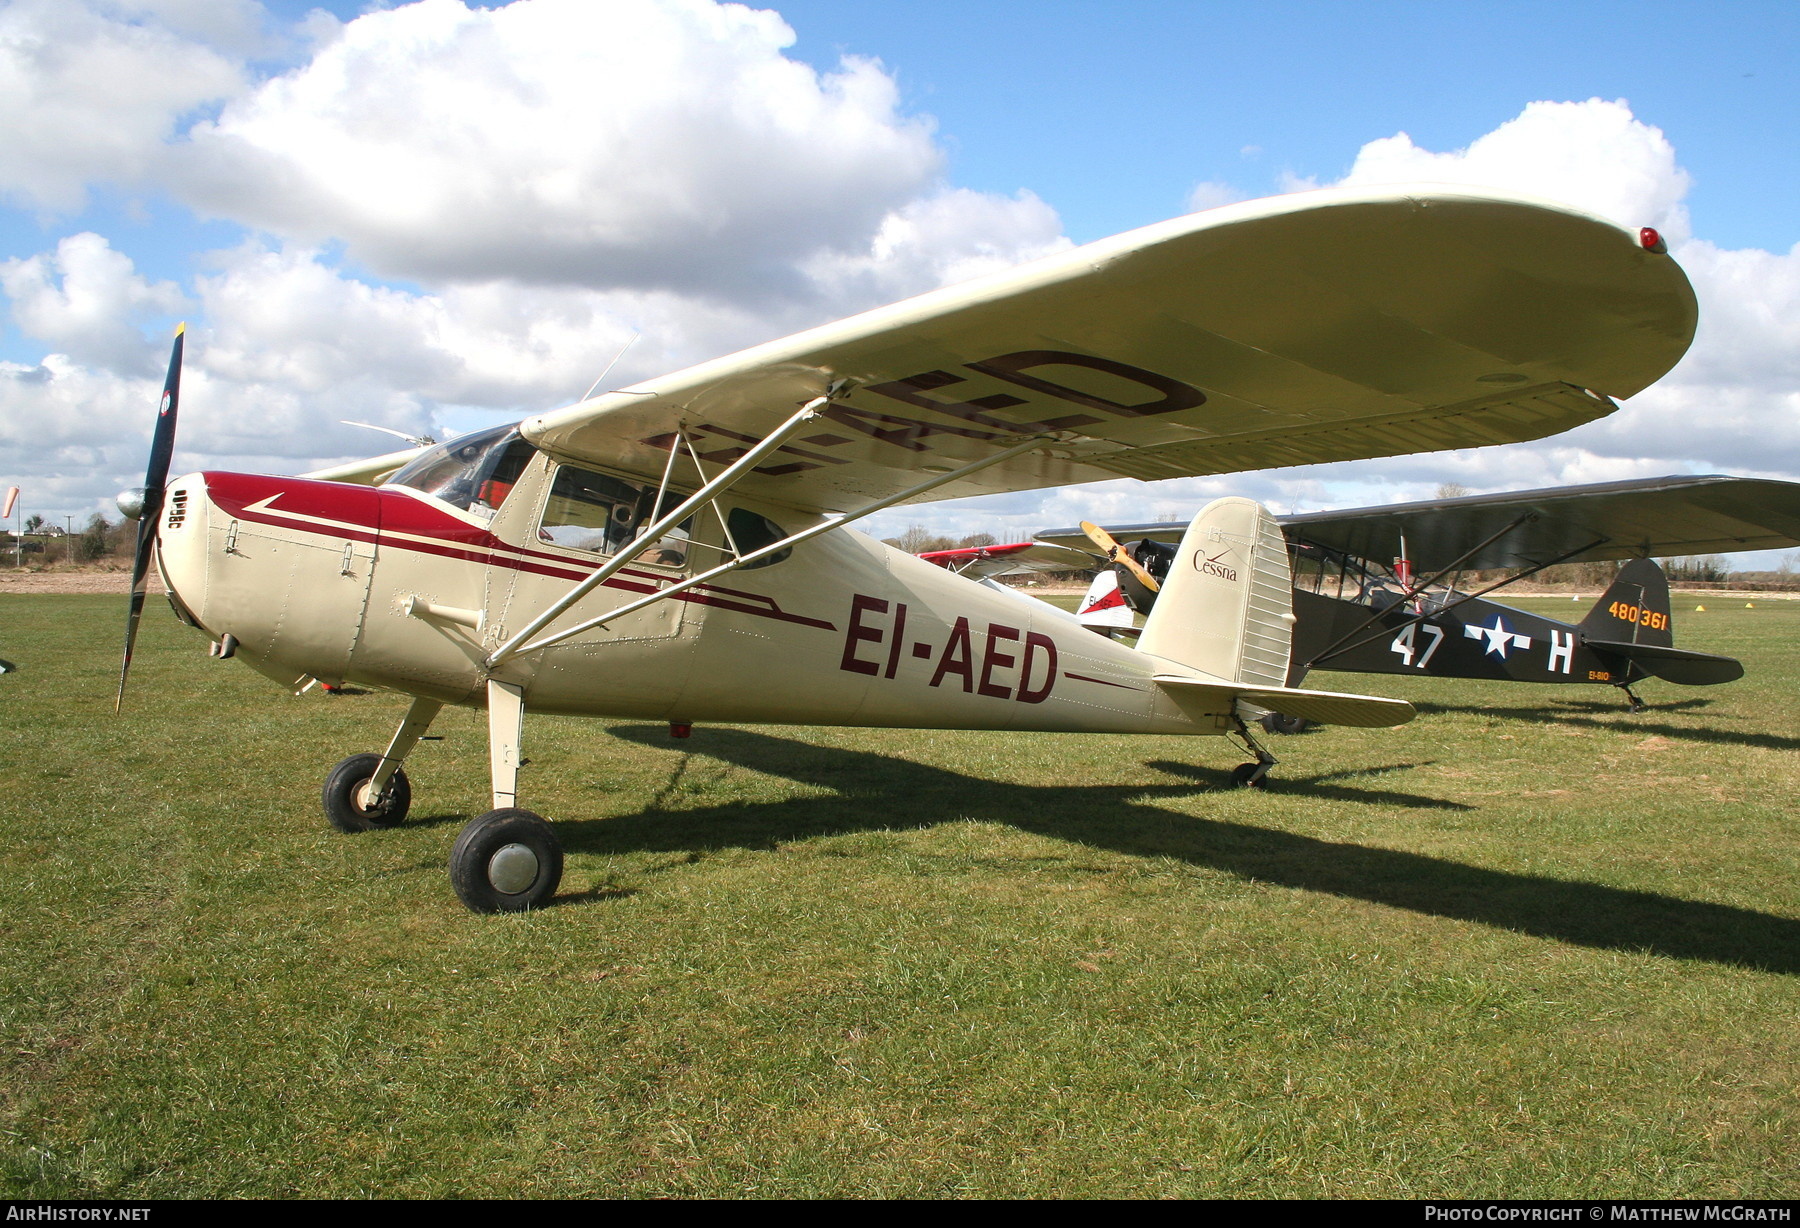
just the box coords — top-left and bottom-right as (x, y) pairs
(115, 185), (1700, 913)
(1042, 474), (1800, 726)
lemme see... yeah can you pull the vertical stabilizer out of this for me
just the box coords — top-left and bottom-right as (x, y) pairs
(1137, 497), (1294, 684)
(1579, 558), (1675, 647)
(1075, 570), (1136, 630)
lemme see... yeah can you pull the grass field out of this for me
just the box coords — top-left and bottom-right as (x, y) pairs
(1, 593), (1795, 1198)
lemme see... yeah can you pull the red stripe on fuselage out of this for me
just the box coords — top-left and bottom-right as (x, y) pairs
(1062, 672), (1142, 690)
(199, 472), (836, 631)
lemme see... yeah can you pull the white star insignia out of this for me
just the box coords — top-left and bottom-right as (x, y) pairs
(1464, 615), (1532, 660)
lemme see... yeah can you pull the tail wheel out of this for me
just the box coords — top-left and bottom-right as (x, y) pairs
(450, 809), (563, 914)
(323, 753), (411, 832)
(1230, 762), (1270, 790)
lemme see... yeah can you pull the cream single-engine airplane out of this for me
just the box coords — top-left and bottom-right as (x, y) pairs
(117, 185), (1697, 912)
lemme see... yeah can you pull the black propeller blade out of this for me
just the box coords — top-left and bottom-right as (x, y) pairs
(116, 324), (184, 714)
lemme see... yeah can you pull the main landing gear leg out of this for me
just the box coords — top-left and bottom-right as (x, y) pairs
(1228, 712), (1278, 790)
(371, 695), (443, 799)
(322, 695), (442, 832)
(449, 680), (563, 914)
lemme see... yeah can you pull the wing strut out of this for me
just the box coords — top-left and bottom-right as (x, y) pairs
(1302, 532), (1610, 671)
(1295, 511), (1537, 670)
(486, 430), (1056, 666)
(487, 395), (834, 667)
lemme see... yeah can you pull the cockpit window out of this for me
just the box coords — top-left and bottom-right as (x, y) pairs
(539, 464), (692, 567)
(726, 507), (791, 569)
(1290, 539), (1466, 613)
(386, 425), (536, 521)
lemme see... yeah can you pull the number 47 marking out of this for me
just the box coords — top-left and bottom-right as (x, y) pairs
(1390, 622), (1446, 669)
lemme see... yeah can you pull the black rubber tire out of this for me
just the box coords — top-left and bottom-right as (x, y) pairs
(1258, 711), (1311, 735)
(449, 809), (563, 914)
(1230, 762), (1269, 790)
(322, 753), (411, 832)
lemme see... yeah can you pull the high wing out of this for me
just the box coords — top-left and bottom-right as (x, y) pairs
(523, 185), (1695, 515)
(917, 541), (1096, 579)
(1035, 475), (1800, 570)
(1280, 475), (1800, 568)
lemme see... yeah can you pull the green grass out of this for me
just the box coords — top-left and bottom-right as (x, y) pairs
(1, 594), (1796, 1197)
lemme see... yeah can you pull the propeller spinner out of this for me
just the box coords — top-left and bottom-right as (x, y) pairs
(115, 324), (184, 713)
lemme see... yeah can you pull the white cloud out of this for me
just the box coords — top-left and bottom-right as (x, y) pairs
(176, 0), (947, 299)
(800, 187), (1069, 311)
(0, 186), (1069, 511)
(0, 0), (245, 210)
(0, 0), (1083, 519)
(1311, 99), (1799, 490)
(1665, 240), (1800, 389)
(1184, 181), (1245, 213)
(1333, 98), (1693, 245)
(878, 99), (1799, 549)
(1, 232), (188, 375)
(94, 0), (274, 58)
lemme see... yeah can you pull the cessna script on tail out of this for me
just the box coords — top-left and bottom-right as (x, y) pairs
(116, 185), (1698, 912)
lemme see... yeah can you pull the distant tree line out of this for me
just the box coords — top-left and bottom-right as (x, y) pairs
(881, 526), (1000, 554)
(3, 513), (133, 564)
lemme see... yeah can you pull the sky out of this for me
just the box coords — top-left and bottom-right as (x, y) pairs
(2, 0), (1797, 566)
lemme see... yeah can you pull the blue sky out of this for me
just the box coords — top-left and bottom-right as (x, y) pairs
(2, 0), (1797, 564)
(774, 0), (1799, 251)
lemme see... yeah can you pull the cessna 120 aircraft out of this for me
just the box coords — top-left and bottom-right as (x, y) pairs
(1041, 474), (1800, 725)
(117, 185), (1699, 912)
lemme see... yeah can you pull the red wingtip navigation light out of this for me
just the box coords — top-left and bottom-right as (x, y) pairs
(1640, 227), (1667, 254)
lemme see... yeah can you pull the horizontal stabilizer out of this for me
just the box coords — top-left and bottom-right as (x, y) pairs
(1584, 640), (1744, 686)
(1154, 675), (1415, 728)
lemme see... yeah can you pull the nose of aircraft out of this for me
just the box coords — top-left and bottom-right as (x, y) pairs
(155, 472), (210, 631)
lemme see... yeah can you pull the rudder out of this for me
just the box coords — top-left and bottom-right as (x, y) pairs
(1138, 497), (1293, 685)
(1579, 558), (1674, 648)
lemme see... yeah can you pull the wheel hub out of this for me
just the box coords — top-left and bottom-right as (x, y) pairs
(487, 843), (540, 895)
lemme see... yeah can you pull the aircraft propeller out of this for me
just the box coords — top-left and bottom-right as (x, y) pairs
(1079, 520), (1162, 594)
(114, 325), (184, 714)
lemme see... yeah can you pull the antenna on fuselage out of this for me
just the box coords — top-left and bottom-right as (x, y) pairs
(579, 330), (642, 404)
(341, 421), (441, 448)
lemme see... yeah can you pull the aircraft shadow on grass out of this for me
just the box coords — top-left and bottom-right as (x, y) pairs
(569, 725), (1800, 975)
(1409, 697), (1800, 753)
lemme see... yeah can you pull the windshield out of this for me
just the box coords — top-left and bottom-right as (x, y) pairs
(386, 424), (536, 521)
(1291, 540), (1470, 612)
